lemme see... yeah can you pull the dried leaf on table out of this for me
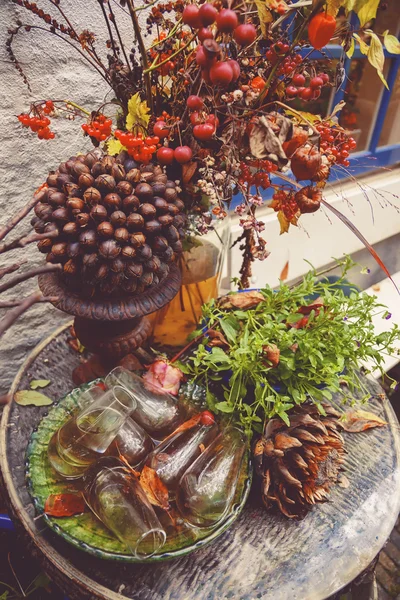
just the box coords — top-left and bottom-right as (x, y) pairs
(139, 465), (170, 511)
(44, 493), (86, 517)
(219, 291), (265, 310)
(30, 379), (51, 390)
(339, 409), (387, 433)
(15, 390), (53, 406)
(337, 473), (350, 488)
(207, 329), (230, 348)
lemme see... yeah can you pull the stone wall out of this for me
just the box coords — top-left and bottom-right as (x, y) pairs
(0, 1), (139, 394)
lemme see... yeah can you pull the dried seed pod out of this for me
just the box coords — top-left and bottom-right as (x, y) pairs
(52, 207), (69, 223)
(168, 204), (180, 216)
(144, 256), (161, 272)
(125, 262), (143, 278)
(114, 227), (129, 243)
(110, 257), (125, 273)
(79, 229), (97, 248)
(90, 204), (108, 222)
(56, 173), (72, 191)
(165, 224), (179, 242)
(78, 173), (95, 188)
(64, 183), (82, 198)
(99, 239), (121, 259)
(144, 219), (162, 234)
(125, 169), (141, 184)
(52, 242), (68, 258)
(47, 173), (58, 187)
(91, 161), (105, 177)
(95, 174), (116, 193)
(138, 203), (157, 219)
(154, 197), (169, 213)
(38, 238), (53, 253)
(135, 183), (153, 202)
(110, 211), (127, 227)
(76, 154), (87, 163)
(152, 236), (169, 253)
(97, 221), (114, 238)
(162, 246), (174, 263)
(76, 213), (90, 228)
(158, 214), (174, 227)
(152, 182), (167, 197)
(164, 187), (178, 202)
(127, 213), (145, 231)
(111, 163), (126, 182)
(116, 180), (133, 197)
(47, 190), (66, 207)
(121, 245), (136, 259)
(172, 240), (183, 253)
(67, 197), (85, 213)
(122, 195), (140, 213)
(103, 193), (122, 211)
(174, 199), (185, 211)
(63, 222), (78, 236)
(139, 271), (154, 287)
(130, 232), (146, 247)
(295, 186), (322, 213)
(95, 263), (109, 281)
(64, 259), (78, 275)
(122, 278), (137, 293)
(84, 187), (102, 205)
(101, 156), (115, 173)
(153, 174), (168, 184)
(73, 162), (90, 177)
(138, 244), (152, 260)
(83, 252), (98, 268)
(67, 242), (80, 258)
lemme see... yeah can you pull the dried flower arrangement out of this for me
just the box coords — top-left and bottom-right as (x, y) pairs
(5, 0), (399, 300)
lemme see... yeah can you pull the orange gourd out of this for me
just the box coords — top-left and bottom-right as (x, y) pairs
(308, 13), (336, 50)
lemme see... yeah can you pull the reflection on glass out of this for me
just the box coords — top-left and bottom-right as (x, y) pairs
(47, 386), (136, 479)
(146, 420), (218, 493)
(177, 427), (247, 528)
(83, 457), (166, 558)
(105, 367), (184, 439)
(107, 417), (154, 467)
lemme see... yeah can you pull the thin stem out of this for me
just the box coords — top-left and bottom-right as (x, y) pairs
(0, 264), (62, 295)
(0, 292), (46, 338)
(0, 230), (58, 254)
(97, 0), (118, 58)
(126, 0), (153, 111)
(63, 100), (91, 116)
(0, 194), (41, 242)
(107, 1), (131, 71)
(0, 263), (25, 281)
(145, 35), (196, 74)
(0, 296), (58, 308)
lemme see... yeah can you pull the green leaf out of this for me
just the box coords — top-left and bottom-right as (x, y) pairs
(214, 401), (235, 413)
(286, 313), (304, 324)
(383, 32), (400, 54)
(354, 0), (380, 27)
(0, 591), (9, 599)
(367, 32), (384, 72)
(15, 390), (53, 406)
(30, 379), (50, 390)
(210, 347), (231, 363)
(126, 92), (151, 132)
(107, 138), (125, 156)
(220, 316), (239, 343)
(353, 33), (369, 56)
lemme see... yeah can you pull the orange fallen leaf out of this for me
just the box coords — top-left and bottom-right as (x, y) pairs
(44, 493), (86, 517)
(279, 260), (289, 282)
(139, 465), (170, 511)
(339, 409), (387, 433)
(219, 291), (265, 310)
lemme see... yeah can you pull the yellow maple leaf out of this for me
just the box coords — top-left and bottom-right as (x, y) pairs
(126, 92), (151, 132)
(107, 138), (125, 156)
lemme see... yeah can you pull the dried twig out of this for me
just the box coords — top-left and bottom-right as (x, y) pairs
(0, 291), (45, 338)
(0, 195), (41, 242)
(0, 296), (58, 308)
(0, 230), (57, 254)
(0, 263), (62, 295)
(0, 262), (25, 281)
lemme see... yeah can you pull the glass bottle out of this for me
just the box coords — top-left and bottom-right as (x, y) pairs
(107, 417), (154, 468)
(105, 367), (184, 439)
(83, 457), (166, 559)
(176, 427), (247, 528)
(47, 385), (136, 479)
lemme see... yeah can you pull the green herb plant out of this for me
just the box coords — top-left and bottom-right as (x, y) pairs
(180, 258), (400, 436)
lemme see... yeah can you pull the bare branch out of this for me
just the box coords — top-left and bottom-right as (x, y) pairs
(0, 262), (26, 281)
(0, 296), (58, 308)
(0, 230), (58, 254)
(0, 194), (42, 242)
(0, 263), (62, 295)
(0, 291), (43, 338)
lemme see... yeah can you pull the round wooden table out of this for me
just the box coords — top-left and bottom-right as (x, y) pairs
(1, 323), (400, 600)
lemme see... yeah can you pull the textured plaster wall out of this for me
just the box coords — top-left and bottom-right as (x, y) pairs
(0, 1), (147, 394)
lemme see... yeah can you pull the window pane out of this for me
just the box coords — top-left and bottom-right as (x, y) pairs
(338, 59), (390, 151)
(378, 70), (400, 147)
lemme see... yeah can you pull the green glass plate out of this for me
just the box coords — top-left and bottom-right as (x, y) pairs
(26, 382), (251, 563)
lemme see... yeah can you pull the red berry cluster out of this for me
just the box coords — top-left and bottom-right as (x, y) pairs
(271, 189), (299, 221)
(114, 130), (160, 164)
(239, 159), (278, 188)
(17, 111), (55, 140)
(82, 114), (113, 142)
(316, 122), (356, 168)
(286, 72), (330, 102)
(186, 96), (218, 141)
(266, 42), (302, 74)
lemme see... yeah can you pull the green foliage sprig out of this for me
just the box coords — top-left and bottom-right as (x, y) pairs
(181, 258), (400, 436)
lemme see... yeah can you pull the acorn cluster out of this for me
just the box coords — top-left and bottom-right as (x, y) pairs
(32, 149), (185, 297)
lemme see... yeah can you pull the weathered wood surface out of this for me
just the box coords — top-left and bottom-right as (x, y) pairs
(1, 323), (400, 600)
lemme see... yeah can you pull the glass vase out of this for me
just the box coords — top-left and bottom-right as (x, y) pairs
(149, 219), (230, 348)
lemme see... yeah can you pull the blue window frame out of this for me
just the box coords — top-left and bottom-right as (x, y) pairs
(231, 14), (400, 208)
